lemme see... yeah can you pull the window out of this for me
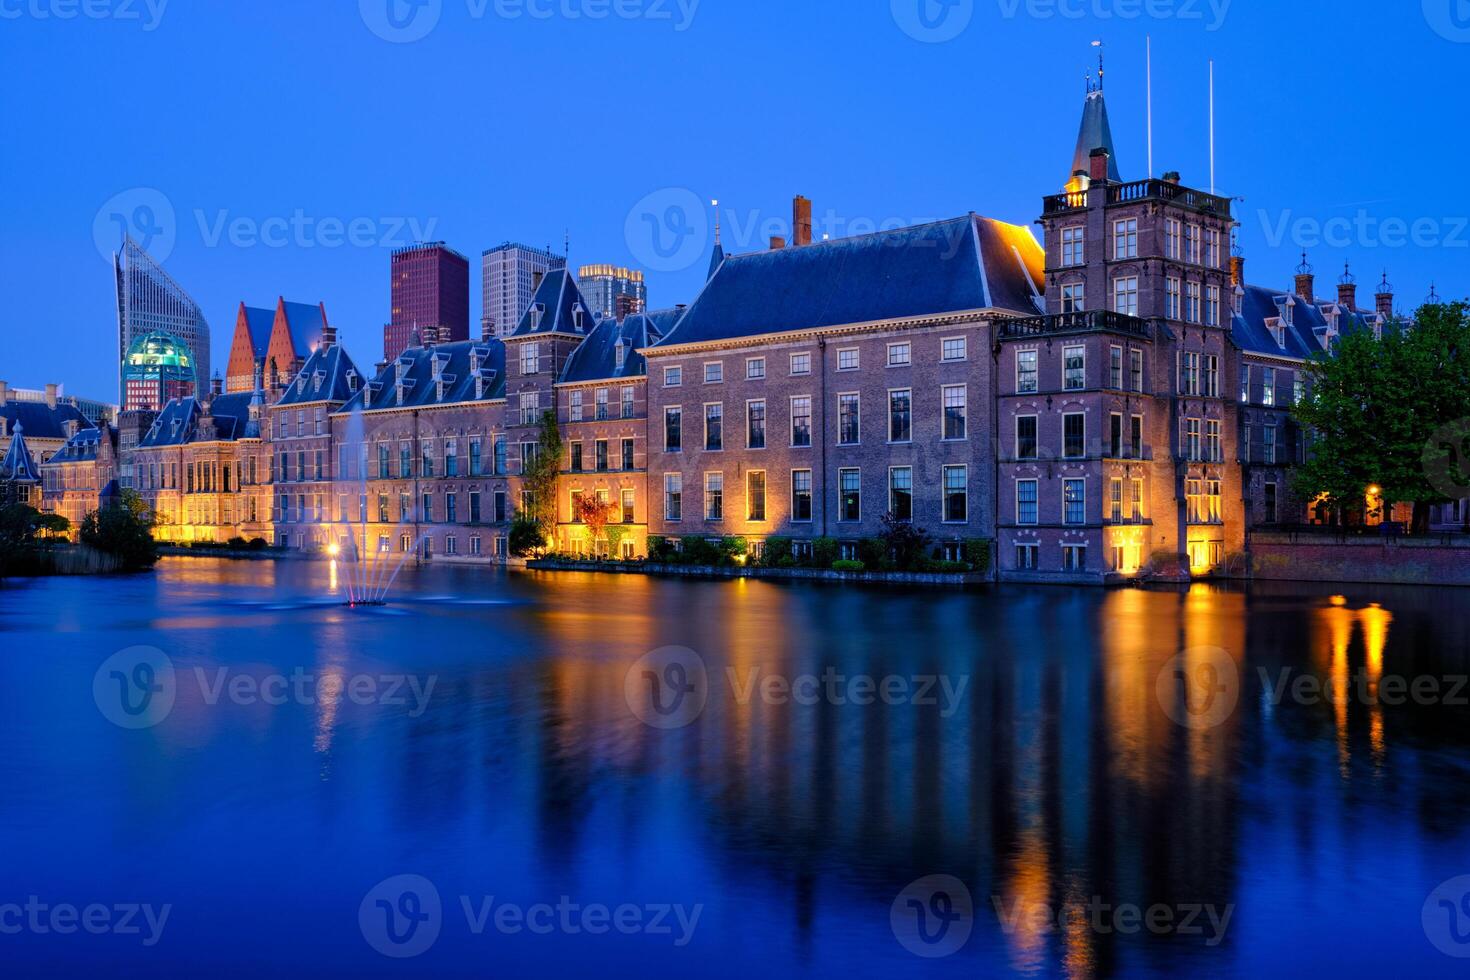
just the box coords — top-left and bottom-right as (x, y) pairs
(1061, 282), (1085, 314)
(704, 404), (723, 451)
(422, 492), (434, 523)
(1187, 478), (1204, 523)
(887, 342), (912, 367)
(1109, 413), (1123, 458)
(569, 390), (584, 421)
(1113, 218), (1138, 259)
(622, 438), (635, 471)
(469, 438), (482, 476)
(1203, 355), (1220, 397)
(621, 386), (635, 419)
(1240, 363), (1251, 403)
(745, 400), (766, 449)
(595, 388), (609, 420)
(1016, 415), (1038, 459)
(1264, 482), (1279, 523)
(1114, 277), (1139, 316)
(941, 337), (967, 361)
(520, 344), (540, 375)
(1205, 285), (1221, 326)
(1061, 225), (1085, 266)
(1207, 479), (1222, 523)
(704, 362), (723, 384)
(1016, 544), (1040, 569)
(839, 468), (861, 522)
(1063, 345), (1085, 390)
(789, 352), (811, 376)
(1165, 218), (1181, 259)
(519, 392), (538, 426)
(1131, 415), (1144, 459)
(570, 442), (584, 472)
(1017, 350), (1039, 393)
(1184, 418), (1202, 461)
(1130, 349), (1144, 392)
(746, 357), (765, 380)
(1063, 479), (1086, 525)
(1131, 478), (1144, 521)
(790, 396), (812, 447)
(705, 472), (724, 521)
(942, 385), (967, 439)
(838, 393), (860, 445)
(792, 470), (813, 522)
(495, 490), (507, 523)
(1264, 425), (1278, 464)
(1186, 281), (1201, 324)
(446, 492), (458, 524)
(1016, 480), (1038, 525)
(1262, 367), (1277, 407)
(664, 473), (683, 521)
(1185, 223), (1201, 264)
(1110, 478), (1124, 522)
(1062, 545), (1086, 572)
(746, 471), (766, 521)
(399, 441), (412, 478)
(888, 390), (912, 442)
(621, 488), (636, 524)
(943, 466), (967, 523)
(1205, 420), (1222, 462)
(470, 491), (481, 524)
(1063, 413), (1085, 458)
(837, 348), (859, 371)
(1109, 346), (1123, 389)
(494, 436), (507, 475)
(1205, 228), (1221, 267)
(1293, 376), (1306, 406)
(664, 407), (682, 451)
(1180, 352), (1200, 396)
(1166, 277), (1181, 321)
(889, 467), (913, 521)
(595, 439), (608, 472)
(664, 365), (682, 387)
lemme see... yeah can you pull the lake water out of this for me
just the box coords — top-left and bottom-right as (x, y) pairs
(3, 558), (1470, 977)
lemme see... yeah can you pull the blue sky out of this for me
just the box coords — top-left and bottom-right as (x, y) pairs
(3, 0), (1468, 399)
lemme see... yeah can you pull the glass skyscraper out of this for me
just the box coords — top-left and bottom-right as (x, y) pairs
(386, 242), (469, 360)
(576, 264), (647, 319)
(115, 234), (209, 409)
(481, 242), (566, 339)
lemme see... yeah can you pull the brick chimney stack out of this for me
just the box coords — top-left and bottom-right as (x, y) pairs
(770, 235), (787, 250)
(793, 195), (813, 246)
(1162, 170), (1181, 185)
(1089, 148), (1111, 183)
(1375, 272), (1394, 318)
(422, 324), (438, 348)
(0, 381), (8, 405)
(1337, 263), (1357, 310)
(1294, 251), (1315, 302)
(1229, 255), (1245, 289)
(481, 318), (495, 343)
(44, 383), (57, 409)
(210, 373), (223, 398)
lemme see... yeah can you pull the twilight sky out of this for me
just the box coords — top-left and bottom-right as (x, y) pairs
(3, 0), (1467, 399)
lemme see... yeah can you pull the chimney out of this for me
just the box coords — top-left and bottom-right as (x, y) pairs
(1337, 263), (1357, 310)
(64, 419), (79, 440)
(0, 380), (8, 405)
(44, 383), (57, 409)
(532, 270), (545, 293)
(481, 317), (495, 343)
(1294, 252), (1315, 302)
(422, 324), (438, 348)
(1375, 272), (1394, 318)
(793, 195), (813, 246)
(1162, 170), (1181, 185)
(1229, 255), (1245, 289)
(321, 321), (337, 349)
(1089, 147), (1111, 183)
(210, 373), (223, 398)
(770, 235), (787, 250)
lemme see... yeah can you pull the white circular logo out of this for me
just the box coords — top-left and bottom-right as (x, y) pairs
(890, 874), (974, 957)
(1156, 645), (1239, 730)
(1424, 0), (1470, 42)
(359, 874), (442, 958)
(624, 646), (709, 729)
(93, 188), (176, 263)
(359, 0), (442, 43)
(1423, 875), (1470, 957)
(891, 0), (973, 43)
(93, 646), (176, 729)
(624, 188), (708, 273)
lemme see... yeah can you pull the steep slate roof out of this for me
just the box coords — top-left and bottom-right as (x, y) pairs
(276, 344), (362, 407)
(654, 215), (1044, 348)
(139, 398), (203, 448)
(0, 401), (92, 442)
(560, 312), (668, 383)
(279, 301), (328, 353)
(336, 340), (507, 414)
(0, 425), (40, 483)
(203, 392), (258, 440)
(708, 241), (726, 280)
(510, 268), (594, 337)
(241, 306), (277, 356)
(1070, 89), (1121, 182)
(1230, 284), (1382, 361)
(47, 425), (105, 464)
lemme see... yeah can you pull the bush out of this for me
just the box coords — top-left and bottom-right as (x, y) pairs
(716, 536), (747, 564)
(930, 560), (972, 574)
(761, 537), (792, 567)
(508, 514), (544, 557)
(831, 559), (865, 572)
(647, 536), (677, 562)
(964, 538), (992, 574)
(79, 497), (158, 571)
(812, 537), (838, 568)
(775, 554), (797, 568)
(856, 537), (891, 571)
(879, 513), (931, 571)
(247, 537), (269, 551)
(226, 537), (248, 550)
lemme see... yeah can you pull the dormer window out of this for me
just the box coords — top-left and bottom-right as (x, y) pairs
(1283, 296), (1295, 327)
(529, 303), (545, 331)
(615, 339), (628, 370)
(346, 370), (359, 392)
(572, 303), (586, 332)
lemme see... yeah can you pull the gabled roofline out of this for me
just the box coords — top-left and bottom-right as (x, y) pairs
(640, 307), (1010, 358)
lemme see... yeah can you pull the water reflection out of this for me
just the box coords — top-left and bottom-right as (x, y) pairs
(5, 560), (1470, 977)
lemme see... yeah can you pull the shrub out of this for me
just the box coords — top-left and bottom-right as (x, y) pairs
(832, 559), (865, 572)
(761, 537), (792, 567)
(226, 537), (248, 550)
(856, 537), (890, 571)
(879, 513), (931, 570)
(716, 536), (747, 564)
(79, 494), (158, 571)
(775, 554), (797, 568)
(247, 537), (269, 551)
(647, 536), (677, 562)
(930, 560), (972, 574)
(812, 537), (838, 568)
(508, 514), (545, 557)
(964, 538), (993, 574)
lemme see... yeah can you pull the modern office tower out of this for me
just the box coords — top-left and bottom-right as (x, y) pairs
(481, 242), (566, 338)
(121, 329), (199, 412)
(115, 234), (209, 409)
(385, 242), (470, 360)
(577, 264), (647, 319)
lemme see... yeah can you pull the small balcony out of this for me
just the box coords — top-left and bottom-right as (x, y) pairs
(999, 310), (1151, 340)
(1041, 179), (1233, 217)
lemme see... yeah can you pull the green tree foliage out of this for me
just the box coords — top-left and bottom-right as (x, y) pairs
(508, 513), (545, 557)
(79, 491), (159, 571)
(521, 410), (564, 542)
(1293, 302), (1470, 531)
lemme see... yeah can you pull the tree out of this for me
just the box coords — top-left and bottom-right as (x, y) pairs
(0, 504), (45, 576)
(1294, 302), (1470, 532)
(879, 512), (931, 570)
(521, 410), (564, 544)
(604, 523), (629, 559)
(79, 491), (159, 571)
(508, 513), (545, 557)
(575, 494), (615, 556)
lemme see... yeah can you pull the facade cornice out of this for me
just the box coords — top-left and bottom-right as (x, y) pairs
(638, 307), (1005, 359)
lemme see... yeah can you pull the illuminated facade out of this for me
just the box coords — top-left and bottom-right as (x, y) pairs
(115, 234), (209, 408)
(577, 264), (646, 319)
(121, 329), (198, 412)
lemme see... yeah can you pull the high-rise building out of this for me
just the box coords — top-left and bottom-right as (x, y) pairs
(481, 242), (566, 339)
(385, 242), (469, 361)
(115, 234), (209, 409)
(577, 264), (647, 319)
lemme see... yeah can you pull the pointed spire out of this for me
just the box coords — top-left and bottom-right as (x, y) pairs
(1069, 79), (1121, 183)
(712, 199), (721, 247)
